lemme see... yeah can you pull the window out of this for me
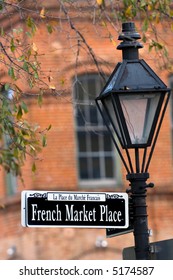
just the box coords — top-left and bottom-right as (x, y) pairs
(4, 133), (17, 196)
(73, 74), (121, 187)
(1, 88), (17, 196)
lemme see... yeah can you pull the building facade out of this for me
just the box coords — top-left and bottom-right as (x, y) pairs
(0, 1), (173, 259)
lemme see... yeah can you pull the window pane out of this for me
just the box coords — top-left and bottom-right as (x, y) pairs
(90, 132), (99, 152)
(105, 157), (114, 178)
(104, 133), (112, 151)
(76, 107), (85, 126)
(79, 157), (89, 179)
(87, 77), (96, 100)
(77, 131), (87, 152)
(90, 105), (98, 124)
(3, 127), (17, 196)
(74, 81), (85, 101)
(6, 173), (17, 196)
(92, 157), (100, 179)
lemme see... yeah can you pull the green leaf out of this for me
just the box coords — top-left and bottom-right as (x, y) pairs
(140, 0), (147, 9)
(0, 0), (4, 11)
(18, 55), (25, 62)
(47, 24), (53, 34)
(47, 124), (52, 131)
(28, 77), (34, 88)
(42, 134), (47, 147)
(4, 83), (10, 91)
(26, 16), (37, 35)
(13, 27), (23, 34)
(1, 26), (4, 36)
(10, 38), (16, 52)
(37, 94), (43, 107)
(16, 105), (23, 120)
(23, 61), (29, 72)
(32, 162), (36, 172)
(25, 31), (32, 38)
(142, 18), (148, 32)
(34, 71), (39, 79)
(8, 67), (16, 80)
(21, 101), (28, 113)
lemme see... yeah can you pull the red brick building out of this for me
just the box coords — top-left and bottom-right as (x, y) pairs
(0, 1), (173, 259)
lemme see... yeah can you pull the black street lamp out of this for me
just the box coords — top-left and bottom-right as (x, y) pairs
(95, 22), (171, 260)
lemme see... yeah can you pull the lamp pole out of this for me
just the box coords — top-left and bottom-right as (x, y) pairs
(96, 22), (170, 260)
(127, 173), (153, 259)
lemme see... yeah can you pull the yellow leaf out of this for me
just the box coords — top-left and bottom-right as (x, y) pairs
(111, 39), (116, 47)
(125, 5), (132, 18)
(170, 9), (173, 17)
(0, 53), (4, 59)
(97, 0), (103, 6)
(32, 42), (38, 52)
(155, 14), (160, 24)
(147, 5), (152, 11)
(101, 21), (107, 27)
(40, 7), (46, 19)
(60, 78), (65, 85)
(49, 85), (56, 90)
(110, 35), (117, 47)
(171, 23), (173, 32)
(97, 0), (105, 9)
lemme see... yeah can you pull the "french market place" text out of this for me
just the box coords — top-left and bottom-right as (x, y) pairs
(31, 204), (122, 223)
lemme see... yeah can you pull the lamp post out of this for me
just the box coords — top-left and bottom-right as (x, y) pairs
(95, 22), (171, 260)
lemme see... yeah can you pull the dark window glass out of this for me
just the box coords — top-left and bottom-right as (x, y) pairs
(76, 110), (85, 126)
(79, 157), (88, 179)
(92, 157), (100, 179)
(105, 157), (114, 178)
(90, 105), (98, 124)
(77, 131), (87, 152)
(90, 132), (99, 152)
(104, 133), (112, 151)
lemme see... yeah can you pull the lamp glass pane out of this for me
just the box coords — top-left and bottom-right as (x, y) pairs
(119, 93), (161, 145)
(103, 96), (126, 147)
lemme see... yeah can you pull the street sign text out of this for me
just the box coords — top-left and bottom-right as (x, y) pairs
(21, 191), (129, 228)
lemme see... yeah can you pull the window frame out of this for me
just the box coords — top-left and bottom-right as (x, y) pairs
(73, 73), (122, 188)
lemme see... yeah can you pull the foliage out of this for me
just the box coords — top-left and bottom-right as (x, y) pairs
(0, 87), (51, 176)
(0, 0), (172, 177)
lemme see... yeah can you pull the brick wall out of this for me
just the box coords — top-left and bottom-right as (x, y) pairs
(0, 2), (173, 260)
